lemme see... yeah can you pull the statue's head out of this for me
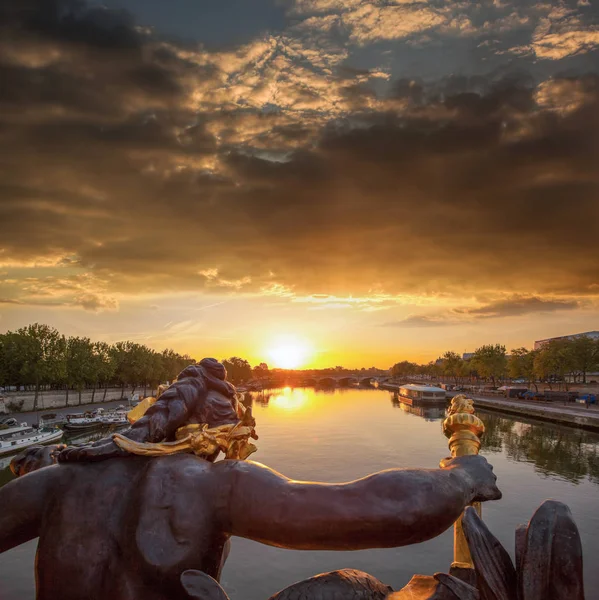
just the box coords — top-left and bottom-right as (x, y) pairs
(120, 357), (256, 462)
(199, 357), (227, 380)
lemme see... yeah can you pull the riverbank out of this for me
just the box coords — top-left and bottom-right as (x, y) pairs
(468, 395), (599, 432)
(0, 387), (156, 413)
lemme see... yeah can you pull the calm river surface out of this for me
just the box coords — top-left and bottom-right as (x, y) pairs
(1, 388), (598, 598)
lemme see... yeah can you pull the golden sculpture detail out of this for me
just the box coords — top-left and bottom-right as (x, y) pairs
(443, 396), (484, 458)
(119, 384), (258, 460)
(442, 395), (485, 568)
(113, 420), (258, 460)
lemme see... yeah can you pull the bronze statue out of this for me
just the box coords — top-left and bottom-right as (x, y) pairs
(0, 446), (500, 599)
(0, 383), (586, 600)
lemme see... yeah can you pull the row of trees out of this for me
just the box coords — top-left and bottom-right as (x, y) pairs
(390, 345), (510, 385)
(0, 324), (195, 410)
(391, 337), (599, 390)
(219, 360), (389, 385)
(508, 336), (599, 390)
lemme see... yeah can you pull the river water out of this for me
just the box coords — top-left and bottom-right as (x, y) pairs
(1, 387), (598, 598)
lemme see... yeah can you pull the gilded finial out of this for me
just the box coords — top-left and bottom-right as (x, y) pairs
(442, 394), (485, 567)
(443, 395), (484, 457)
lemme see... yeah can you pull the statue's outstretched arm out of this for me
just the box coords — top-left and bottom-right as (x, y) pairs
(219, 455), (500, 551)
(0, 466), (56, 553)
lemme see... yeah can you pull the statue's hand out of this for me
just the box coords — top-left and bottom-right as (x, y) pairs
(57, 440), (127, 463)
(10, 444), (66, 476)
(440, 455), (502, 503)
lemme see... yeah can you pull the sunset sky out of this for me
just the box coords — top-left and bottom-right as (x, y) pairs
(0, 0), (598, 368)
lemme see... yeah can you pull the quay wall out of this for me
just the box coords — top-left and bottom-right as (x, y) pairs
(1, 388), (146, 413)
(469, 395), (599, 433)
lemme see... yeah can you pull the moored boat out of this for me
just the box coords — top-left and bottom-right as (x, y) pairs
(0, 423), (63, 457)
(39, 412), (67, 428)
(398, 383), (447, 406)
(378, 381), (399, 391)
(63, 408), (129, 432)
(398, 401), (446, 420)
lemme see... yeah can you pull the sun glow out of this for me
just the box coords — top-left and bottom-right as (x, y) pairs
(270, 387), (310, 411)
(266, 337), (312, 369)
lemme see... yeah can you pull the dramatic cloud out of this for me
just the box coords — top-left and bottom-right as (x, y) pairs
(511, 4), (599, 59)
(458, 296), (581, 318)
(383, 295), (581, 327)
(383, 315), (461, 328)
(1, 0), (599, 316)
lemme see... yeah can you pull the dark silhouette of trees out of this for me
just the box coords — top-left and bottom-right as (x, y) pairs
(222, 357), (252, 384)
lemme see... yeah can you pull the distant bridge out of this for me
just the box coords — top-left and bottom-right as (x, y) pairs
(241, 375), (391, 391)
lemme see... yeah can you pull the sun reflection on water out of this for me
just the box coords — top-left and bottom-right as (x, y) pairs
(270, 387), (311, 411)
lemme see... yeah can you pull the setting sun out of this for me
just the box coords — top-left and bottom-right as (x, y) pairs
(267, 338), (312, 369)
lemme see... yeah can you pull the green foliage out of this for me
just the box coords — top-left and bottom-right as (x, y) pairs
(390, 360), (418, 378)
(508, 348), (536, 382)
(92, 341), (116, 386)
(65, 337), (95, 393)
(569, 336), (599, 383)
(160, 349), (193, 383)
(442, 351), (464, 384)
(471, 344), (507, 385)
(533, 339), (575, 389)
(422, 361), (442, 378)
(0, 324), (196, 395)
(15, 324), (67, 390)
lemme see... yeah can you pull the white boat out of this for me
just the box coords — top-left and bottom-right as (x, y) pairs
(39, 412), (67, 428)
(398, 384), (448, 406)
(63, 408), (129, 432)
(0, 423), (64, 457)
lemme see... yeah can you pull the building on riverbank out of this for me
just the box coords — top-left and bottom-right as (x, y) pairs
(534, 330), (599, 350)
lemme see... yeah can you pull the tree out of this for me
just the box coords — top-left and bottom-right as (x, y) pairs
(139, 346), (162, 396)
(253, 362), (270, 379)
(0, 333), (24, 390)
(508, 347), (538, 391)
(15, 324), (67, 410)
(110, 341), (147, 395)
(390, 360), (417, 379)
(569, 337), (599, 384)
(159, 349), (194, 385)
(533, 340), (574, 390)
(92, 342), (116, 402)
(471, 344), (507, 386)
(222, 357), (252, 384)
(461, 359), (478, 383)
(414, 361), (441, 380)
(441, 351), (463, 385)
(65, 336), (95, 405)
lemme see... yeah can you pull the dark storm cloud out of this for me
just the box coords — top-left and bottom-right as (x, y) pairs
(1, 0), (599, 308)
